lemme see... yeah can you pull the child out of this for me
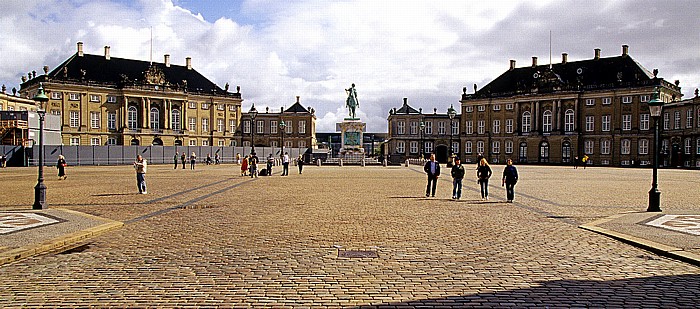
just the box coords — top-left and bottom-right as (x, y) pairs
(451, 157), (465, 200)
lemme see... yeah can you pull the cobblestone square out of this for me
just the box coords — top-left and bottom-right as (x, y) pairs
(0, 164), (698, 307)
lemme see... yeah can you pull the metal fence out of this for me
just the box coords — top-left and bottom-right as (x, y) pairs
(27, 145), (308, 166)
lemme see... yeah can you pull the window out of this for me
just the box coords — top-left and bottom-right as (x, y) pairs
(107, 137), (117, 145)
(410, 141), (418, 154)
(150, 107), (159, 130)
(51, 92), (61, 100)
(201, 103), (210, 110)
(505, 119), (513, 133)
(70, 137), (80, 145)
(51, 110), (61, 116)
(466, 121), (473, 134)
(299, 120), (306, 134)
(562, 142), (571, 161)
(465, 106), (473, 113)
(188, 101), (196, 109)
(217, 104), (224, 111)
(493, 104), (501, 111)
(522, 111), (531, 132)
(639, 139), (649, 155)
(452, 142), (459, 154)
(189, 117), (197, 131)
(505, 140), (513, 154)
(202, 118), (210, 132)
(285, 141), (293, 148)
(493, 120), (501, 134)
(107, 113), (116, 130)
(107, 96), (117, 103)
(465, 141), (472, 154)
(476, 141), (484, 154)
(171, 110), (181, 131)
(202, 140), (209, 146)
(425, 142), (434, 154)
(477, 105), (485, 112)
(69, 93), (80, 101)
(189, 139), (197, 146)
(451, 122), (459, 135)
(298, 141), (306, 148)
(285, 121), (292, 134)
(640, 114), (650, 130)
(410, 121), (418, 135)
(229, 105), (236, 112)
(505, 103), (513, 110)
(270, 141), (278, 147)
(564, 109), (574, 132)
(622, 114), (631, 131)
(256, 120), (264, 134)
(128, 106), (137, 130)
(602, 115), (610, 132)
(90, 112), (100, 129)
(70, 111), (80, 128)
(640, 95), (650, 103)
(397, 141), (405, 153)
(271, 120), (278, 134)
(663, 112), (670, 130)
(217, 119), (224, 132)
(89, 94), (101, 102)
(622, 96), (632, 104)
(685, 138), (692, 154)
(674, 111), (681, 129)
(697, 138), (700, 155)
(542, 110), (552, 132)
(585, 98), (595, 106)
(601, 139), (611, 155)
(621, 139), (631, 154)
(602, 97), (611, 105)
(477, 120), (485, 134)
(425, 121), (432, 134)
(519, 142), (527, 161)
(218, 140), (225, 146)
(687, 109), (693, 128)
(438, 121), (445, 135)
(492, 141), (500, 154)
(397, 121), (405, 135)
(585, 116), (594, 132)
(230, 120), (236, 133)
(91, 137), (100, 146)
(242, 141), (249, 147)
(584, 140), (594, 155)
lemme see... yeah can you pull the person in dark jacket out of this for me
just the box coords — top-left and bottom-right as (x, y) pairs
(297, 155), (304, 174)
(501, 158), (519, 203)
(181, 152), (187, 169)
(451, 157), (465, 200)
(56, 155), (67, 180)
(174, 152), (179, 169)
(423, 153), (440, 197)
(477, 158), (492, 200)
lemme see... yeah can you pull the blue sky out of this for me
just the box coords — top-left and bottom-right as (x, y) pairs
(2, 0), (699, 132)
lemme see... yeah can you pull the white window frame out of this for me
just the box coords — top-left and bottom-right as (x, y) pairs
(69, 93), (80, 101)
(451, 122), (459, 135)
(271, 120), (278, 134)
(299, 120), (306, 134)
(674, 111), (681, 129)
(107, 96), (117, 103)
(687, 109), (693, 128)
(438, 121), (446, 135)
(493, 119), (501, 134)
(410, 121), (418, 135)
(465, 106), (473, 113)
(70, 111), (80, 128)
(397, 141), (405, 153)
(230, 120), (236, 134)
(505, 119), (513, 133)
(584, 140), (594, 155)
(410, 141), (418, 154)
(70, 137), (80, 146)
(397, 121), (405, 135)
(640, 114), (650, 131)
(585, 116), (594, 132)
(602, 115), (610, 132)
(202, 118), (210, 132)
(89, 94), (101, 102)
(640, 95), (650, 103)
(493, 104), (501, 111)
(477, 105), (485, 112)
(202, 139), (209, 146)
(201, 103), (210, 110)
(218, 140), (225, 146)
(466, 121), (473, 134)
(285, 121), (293, 134)
(622, 96), (632, 104)
(465, 141), (472, 154)
(90, 112), (100, 129)
(452, 141), (459, 154)
(298, 141), (306, 148)
(601, 139), (611, 155)
(91, 137), (100, 146)
(685, 138), (692, 154)
(107, 112), (116, 130)
(585, 98), (595, 106)
(621, 139), (631, 155)
(217, 104), (225, 111)
(189, 117), (197, 132)
(171, 110), (181, 131)
(128, 106), (137, 130)
(522, 111), (531, 132)
(150, 107), (159, 130)
(425, 141), (434, 154)
(505, 140), (513, 154)
(696, 138), (700, 155)
(256, 120), (264, 134)
(424, 121), (432, 134)
(188, 101), (196, 109)
(506, 103), (513, 110)
(217, 119), (224, 132)
(542, 110), (552, 132)
(477, 120), (485, 134)
(564, 109), (574, 132)
(476, 141), (484, 154)
(51, 92), (62, 100)
(639, 139), (649, 155)
(107, 137), (117, 145)
(622, 114), (632, 131)
(602, 97), (611, 105)
(663, 112), (670, 130)
(492, 141), (500, 154)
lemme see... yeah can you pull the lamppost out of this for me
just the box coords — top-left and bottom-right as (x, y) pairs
(32, 83), (49, 210)
(249, 104), (258, 154)
(447, 104), (457, 158)
(419, 121), (425, 159)
(647, 87), (664, 212)
(279, 120), (286, 157)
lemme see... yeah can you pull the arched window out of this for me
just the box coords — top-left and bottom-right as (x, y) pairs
(522, 111), (531, 133)
(150, 107), (160, 130)
(519, 142), (528, 162)
(562, 141), (571, 162)
(539, 141), (549, 163)
(564, 109), (575, 132)
(542, 110), (552, 132)
(171, 109), (181, 131)
(127, 106), (138, 130)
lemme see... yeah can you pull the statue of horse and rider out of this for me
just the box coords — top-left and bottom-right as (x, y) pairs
(345, 83), (359, 119)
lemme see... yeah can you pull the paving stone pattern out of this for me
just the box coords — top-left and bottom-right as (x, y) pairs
(0, 164), (699, 307)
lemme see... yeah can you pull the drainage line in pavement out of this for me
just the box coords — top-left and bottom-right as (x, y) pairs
(143, 177), (236, 204)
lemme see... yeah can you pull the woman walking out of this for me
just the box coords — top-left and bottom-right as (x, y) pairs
(56, 155), (67, 180)
(501, 158), (519, 203)
(190, 152), (197, 170)
(477, 158), (492, 200)
(240, 155), (248, 176)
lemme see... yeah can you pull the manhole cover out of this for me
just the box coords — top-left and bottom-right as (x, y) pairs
(338, 250), (378, 258)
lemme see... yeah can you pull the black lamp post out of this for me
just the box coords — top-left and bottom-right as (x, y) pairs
(419, 121), (425, 159)
(32, 83), (49, 210)
(647, 87), (664, 212)
(447, 104), (457, 157)
(279, 120), (286, 156)
(249, 104), (258, 153)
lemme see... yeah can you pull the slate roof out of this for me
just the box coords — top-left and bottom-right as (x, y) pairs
(472, 55), (657, 99)
(284, 101), (311, 113)
(45, 53), (228, 95)
(394, 100), (420, 114)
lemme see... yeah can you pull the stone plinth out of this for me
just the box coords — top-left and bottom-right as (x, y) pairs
(336, 119), (366, 155)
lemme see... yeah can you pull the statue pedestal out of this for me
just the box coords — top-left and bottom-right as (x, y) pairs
(336, 119), (366, 156)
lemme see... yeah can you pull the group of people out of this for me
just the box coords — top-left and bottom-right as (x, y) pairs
(424, 153), (519, 202)
(174, 152), (199, 170)
(238, 152), (304, 177)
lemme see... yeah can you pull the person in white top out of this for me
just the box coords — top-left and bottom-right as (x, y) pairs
(134, 155), (148, 194)
(282, 152), (290, 176)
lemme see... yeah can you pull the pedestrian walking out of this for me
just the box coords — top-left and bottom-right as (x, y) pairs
(297, 155), (304, 174)
(582, 155), (589, 169)
(281, 152), (290, 176)
(190, 152), (197, 170)
(266, 153), (274, 176)
(206, 154), (212, 165)
(215, 153), (220, 165)
(573, 156), (579, 169)
(249, 153), (259, 178)
(501, 158), (519, 203)
(133, 155), (147, 194)
(241, 156), (249, 176)
(423, 153), (440, 197)
(451, 157), (465, 200)
(477, 158), (492, 200)
(174, 152), (179, 169)
(181, 152), (186, 169)
(236, 153), (241, 165)
(0, 154), (6, 168)
(56, 155), (67, 180)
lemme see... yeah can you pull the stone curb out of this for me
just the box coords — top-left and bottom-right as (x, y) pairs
(579, 214), (700, 267)
(0, 209), (123, 266)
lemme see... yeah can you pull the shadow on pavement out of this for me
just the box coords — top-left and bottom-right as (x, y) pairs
(353, 274), (700, 308)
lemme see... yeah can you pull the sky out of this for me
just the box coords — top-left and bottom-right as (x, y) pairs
(1, 0), (699, 133)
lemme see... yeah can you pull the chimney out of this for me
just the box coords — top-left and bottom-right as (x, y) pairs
(562, 53), (568, 64)
(296, 96), (300, 103)
(185, 57), (192, 70)
(532, 56), (538, 67)
(509, 59), (516, 70)
(77, 42), (84, 57)
(594, 48), (601, 60)
(403, 97), (408, 105)
(622, 44), (629, 57)
(104, 46), (110, 60)
(164, 54), (170, 67)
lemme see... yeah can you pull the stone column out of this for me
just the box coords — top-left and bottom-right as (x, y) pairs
(164, 99), (170, 130)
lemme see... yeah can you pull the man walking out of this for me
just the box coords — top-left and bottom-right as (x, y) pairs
(181, 152), (186, 169)
(423, 153), (440, 197)
(281, 152), (290, 176)
(249, 152), (259, 178)
(174, 152), (179, 169)
(451, 157), (465, 200)
(134, 155), (148, 194)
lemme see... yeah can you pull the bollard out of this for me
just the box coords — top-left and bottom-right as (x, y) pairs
(383, 159), (387, 167)
(317, 158), (322, 166)
(361, 159), (365, 167)
(405, 159), (409, 167)
(339, 159), (343, 167)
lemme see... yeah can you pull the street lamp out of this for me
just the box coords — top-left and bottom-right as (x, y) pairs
(419, 121), (425, 159)
(647, 87), (664, 212)
(447, 104), (457, 158)
(249, 104), (258, 153)
(32, 83), (49, 210)
(279, 120), (286, 157)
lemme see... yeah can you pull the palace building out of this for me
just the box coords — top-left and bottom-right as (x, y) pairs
(19, 42), (243, 147)
(237, 96), (318, 150)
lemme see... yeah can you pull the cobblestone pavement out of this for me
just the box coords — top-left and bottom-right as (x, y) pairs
(0, 164), (699, 307)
